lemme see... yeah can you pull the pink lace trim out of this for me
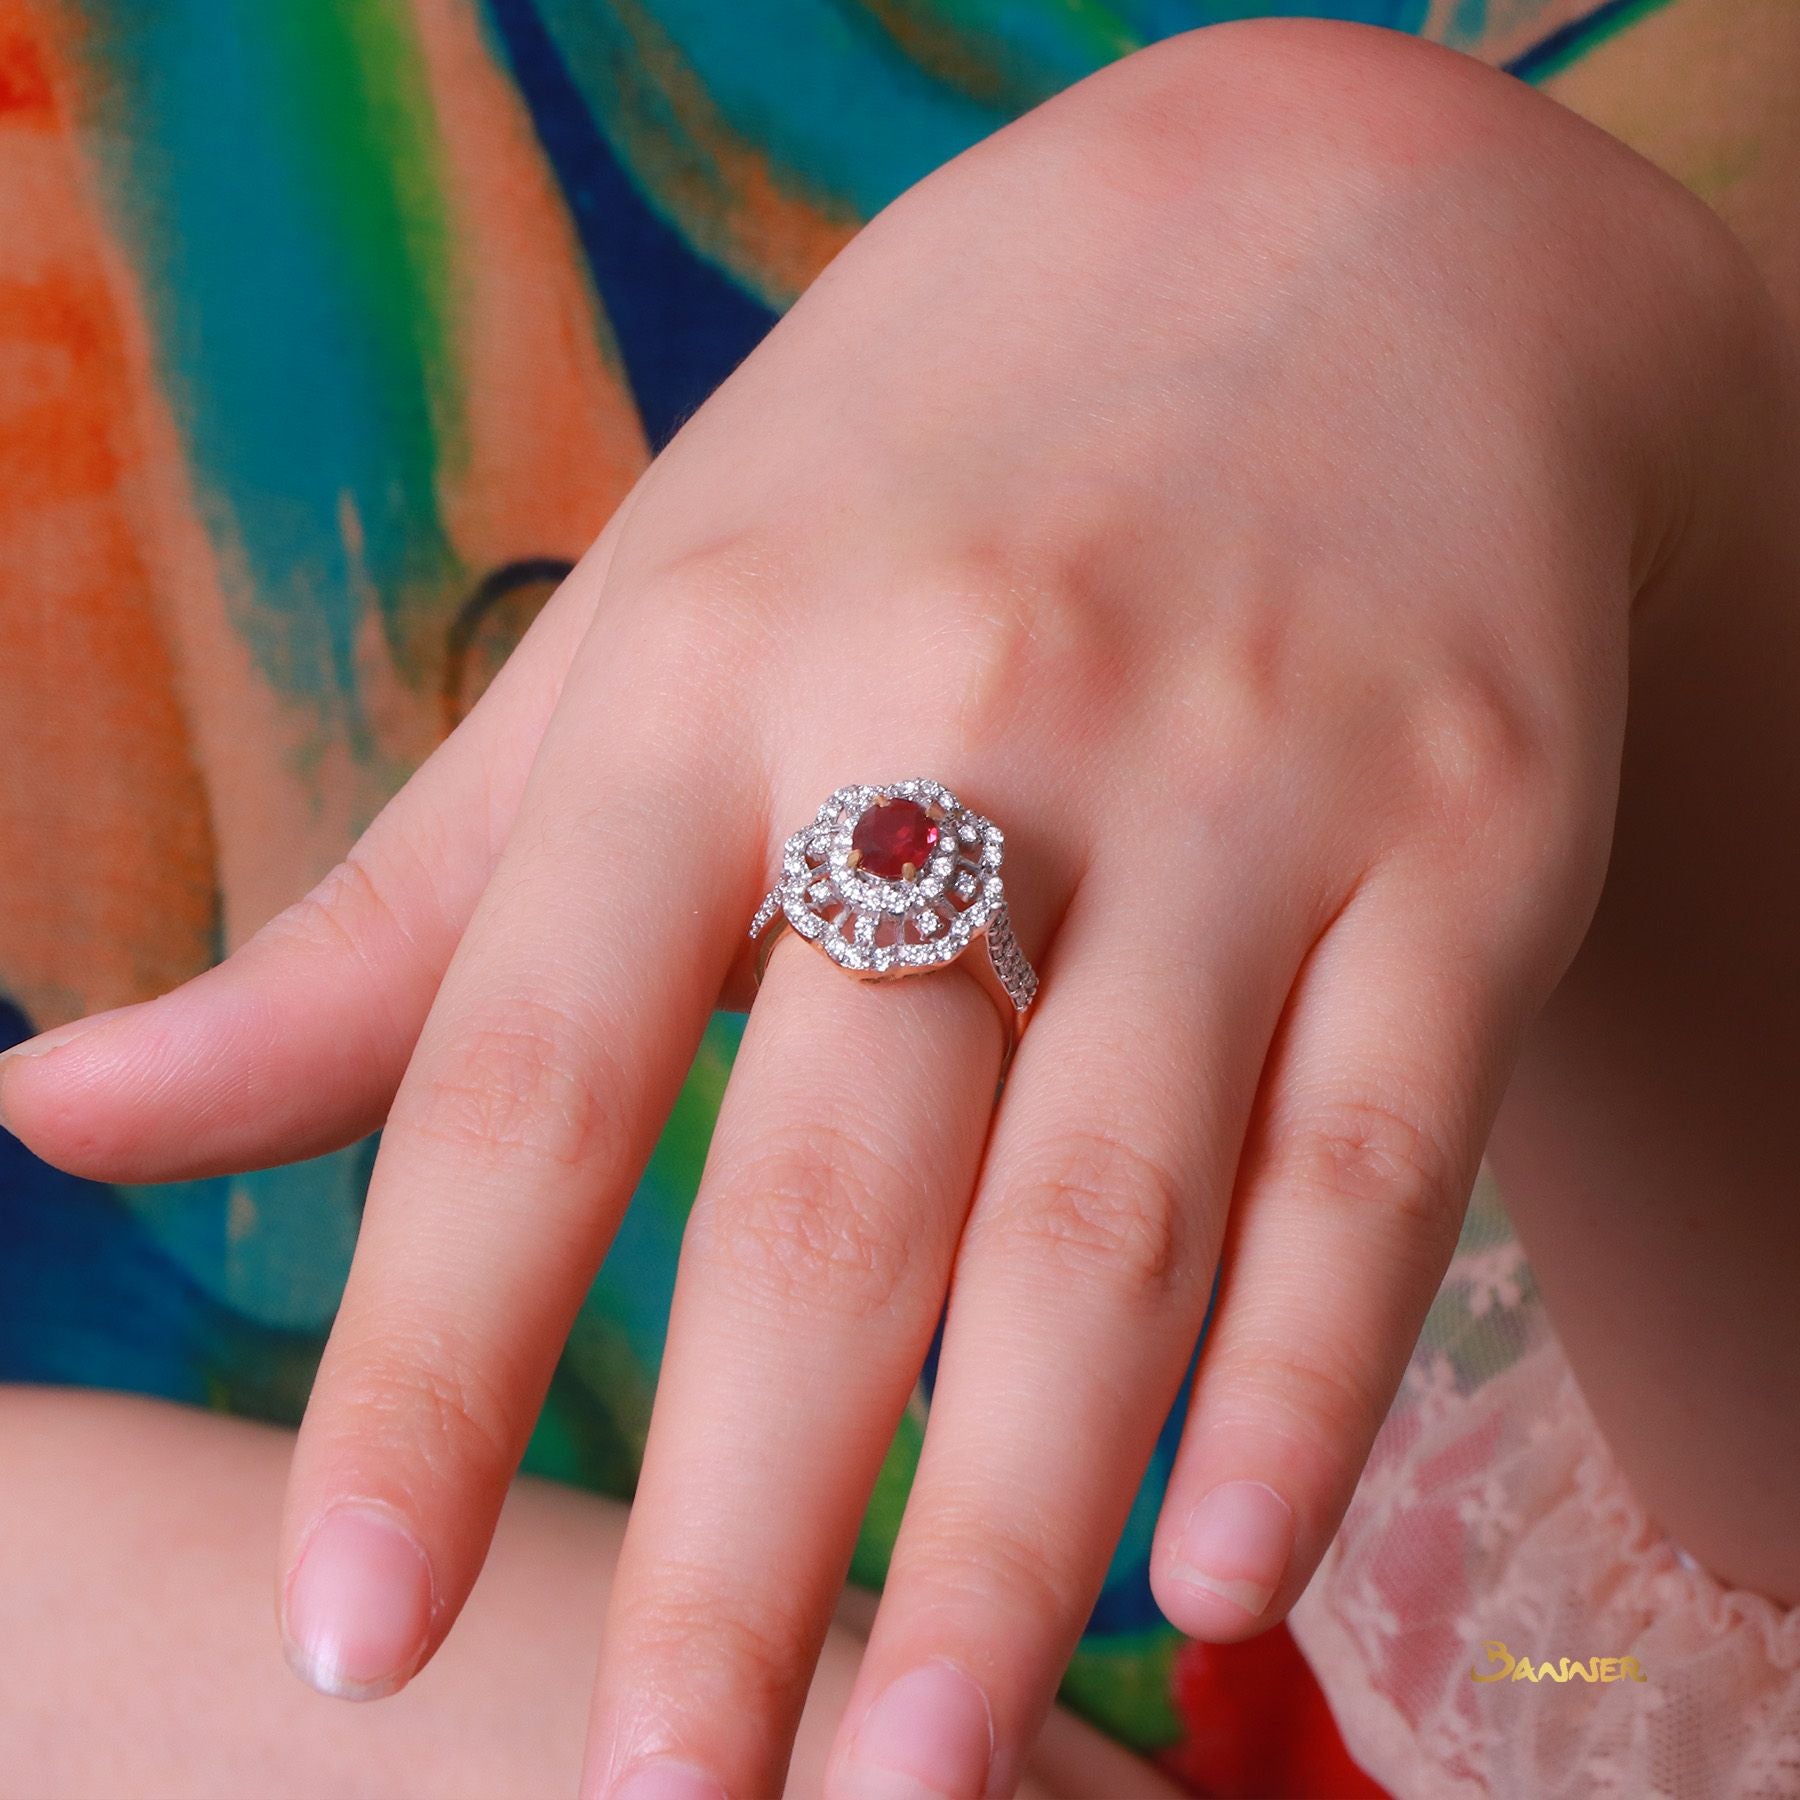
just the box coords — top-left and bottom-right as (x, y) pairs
(1566, 1410), (1800, 1672)
(1287, 1173), (1800, 1799)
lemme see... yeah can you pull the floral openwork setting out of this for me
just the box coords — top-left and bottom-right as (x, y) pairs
(749, 779), (1038, 1011)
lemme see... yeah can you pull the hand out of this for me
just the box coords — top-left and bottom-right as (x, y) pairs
(0, 20), (1772, 1799)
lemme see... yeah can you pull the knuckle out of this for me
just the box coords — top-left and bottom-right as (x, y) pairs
(974, 1128), (1193, 1310)
(256, 849), (443, 1064)
(897, 1494), (1075, 1628)
(331, 1332), (521, 1496)
(690, 1124), (919, 1320)
(267, 849), (418, 967)
(897, 539), (1122, 758)
(405, 997), (611, 1170)
(550, 557), (759, 791)
(1406, 676), (1550, 853)
(1282, 1097), (1452, 1237)
(625, 536), (785, 706)
(1211, 1336), (1392, 1460)
(617, 1565), (816, 1713)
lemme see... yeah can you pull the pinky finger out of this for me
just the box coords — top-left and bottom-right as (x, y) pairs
(1150, 870), (1540, 1641)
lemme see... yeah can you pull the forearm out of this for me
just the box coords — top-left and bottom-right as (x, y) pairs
(0, 1386), (1170, 1799)
(1491, 295), (1800, 1602)
(0, 1386), (607, 1797)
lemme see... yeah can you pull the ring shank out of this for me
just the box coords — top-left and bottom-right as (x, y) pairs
(752, 910), (1028, 1083)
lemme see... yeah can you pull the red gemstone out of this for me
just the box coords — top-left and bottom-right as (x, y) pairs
(851, 797), (939, 880)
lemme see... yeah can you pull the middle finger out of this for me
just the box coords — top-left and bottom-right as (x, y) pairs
(829, 838), (1327, 1799)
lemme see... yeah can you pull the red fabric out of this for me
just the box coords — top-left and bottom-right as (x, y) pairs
(1158, 1624), (1390, 1799)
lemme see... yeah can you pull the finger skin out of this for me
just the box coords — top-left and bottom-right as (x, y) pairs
(0, 509), (627, 1182)
(823, 854), (1314, 1800)
(274, 611), (761, 1705)
(1150, 872), (1543, 1643)
(578, 930), (1006, 1800)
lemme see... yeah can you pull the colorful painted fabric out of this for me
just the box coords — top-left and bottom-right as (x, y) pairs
(0, 0), (1783, 1784)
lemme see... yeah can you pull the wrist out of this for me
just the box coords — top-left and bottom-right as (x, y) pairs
(1003, 20), (1769, 617)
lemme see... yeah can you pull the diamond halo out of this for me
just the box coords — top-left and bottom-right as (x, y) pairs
(748, 779), (1038, 1013)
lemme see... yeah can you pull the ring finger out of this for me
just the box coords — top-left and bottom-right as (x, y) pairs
(579, 857), (1024, 1799)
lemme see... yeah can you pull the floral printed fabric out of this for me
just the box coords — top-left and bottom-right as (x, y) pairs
(2, 0), (1790, 1783)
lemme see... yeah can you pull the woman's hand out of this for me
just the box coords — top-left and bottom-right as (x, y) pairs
(0, 20), (1775, 1799)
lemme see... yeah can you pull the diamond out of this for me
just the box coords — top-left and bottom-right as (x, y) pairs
(953, 871), (978, 901)
(832, 932), (870, 970)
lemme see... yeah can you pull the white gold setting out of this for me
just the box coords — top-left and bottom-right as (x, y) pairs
(748, 779), (1039, 1015)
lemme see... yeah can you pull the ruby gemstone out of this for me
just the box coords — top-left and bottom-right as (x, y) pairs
(851, 797), (939, 880)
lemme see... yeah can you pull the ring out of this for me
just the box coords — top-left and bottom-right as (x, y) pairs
(748, 779), (1039, 1066)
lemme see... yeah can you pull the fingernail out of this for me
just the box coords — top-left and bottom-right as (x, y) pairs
(0, 1005), (139, 1067)
(608, 1761), (729, 1800)
(1169, 1479), (1294, 1618)
(281, 1501), (435, 1700)
(840, 1660), (994, 1800)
